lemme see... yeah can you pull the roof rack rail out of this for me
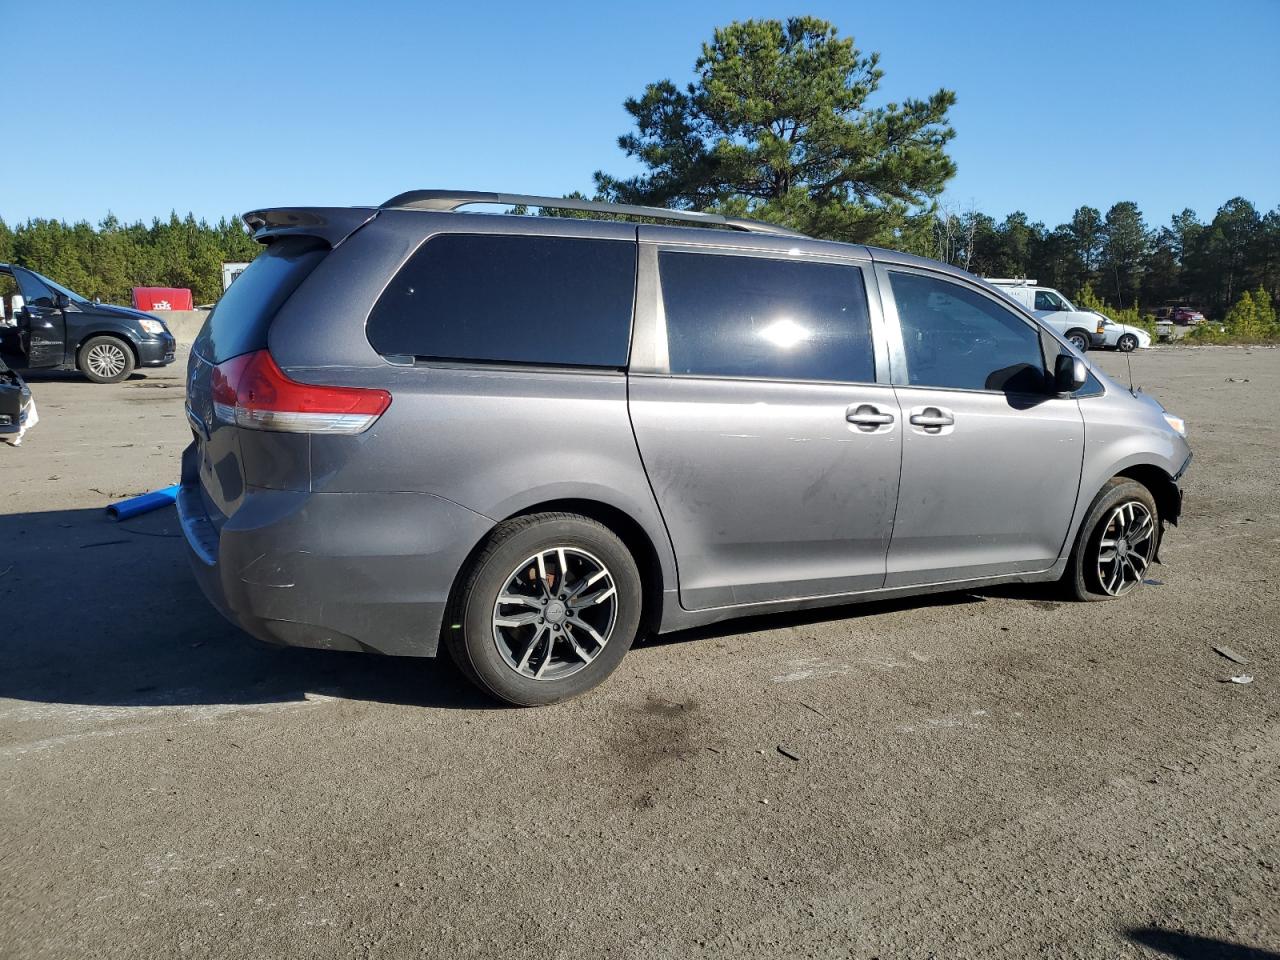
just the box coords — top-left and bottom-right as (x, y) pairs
(379, 189), (807, 238)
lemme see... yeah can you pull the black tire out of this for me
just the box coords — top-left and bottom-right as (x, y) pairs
(443, 512), (642, 706)
(1064, 478), (1160, 601)
(78, 335), (135, 383)
(1066, 329), (1091, 353)
(1117, 333), (1139, 352)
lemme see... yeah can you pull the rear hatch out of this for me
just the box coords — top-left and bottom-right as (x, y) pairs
(186, 236), (331, 527)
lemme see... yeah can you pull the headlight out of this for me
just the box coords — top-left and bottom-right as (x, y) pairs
(1162, 412), (1187, 437)
(138, 318), (165, 335)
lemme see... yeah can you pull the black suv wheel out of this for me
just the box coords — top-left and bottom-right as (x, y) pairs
(79, 336), (135, 384)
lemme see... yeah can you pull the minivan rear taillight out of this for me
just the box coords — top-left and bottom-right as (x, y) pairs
(210, 350), (390, 435)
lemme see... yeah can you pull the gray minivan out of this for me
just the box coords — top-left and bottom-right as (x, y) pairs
(179, 190), (1191, 706)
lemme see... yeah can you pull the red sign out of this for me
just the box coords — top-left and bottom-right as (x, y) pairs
(132, 287), (194, 311)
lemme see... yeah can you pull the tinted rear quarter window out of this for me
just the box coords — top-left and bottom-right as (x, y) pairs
(367, 234), (636, 367)
(658, 251), (875, 383)
(194, 237), (327, 363)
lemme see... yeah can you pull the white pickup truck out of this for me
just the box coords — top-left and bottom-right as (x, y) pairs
(985, 279), (1150, 352)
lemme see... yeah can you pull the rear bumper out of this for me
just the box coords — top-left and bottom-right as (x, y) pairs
(176, 443), (493, 657)
(138, 334), (176, 366)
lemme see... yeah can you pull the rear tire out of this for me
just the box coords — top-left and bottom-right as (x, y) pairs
(79, 336), (135, 383)
(1066, 330), (1091, 352)
(444, 512), (642, 706)
(1064, 478), (1160, 601)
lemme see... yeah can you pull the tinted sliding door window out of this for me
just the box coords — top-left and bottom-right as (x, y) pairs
(367, 234), (636, 366)
(889, 271), (1048, 393)
(658, 251), (874, 383)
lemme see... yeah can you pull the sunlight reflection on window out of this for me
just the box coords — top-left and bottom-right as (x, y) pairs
(758, 317), (811, 349)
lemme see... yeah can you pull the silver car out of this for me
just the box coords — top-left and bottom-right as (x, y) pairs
(179, 190), (1192, 706)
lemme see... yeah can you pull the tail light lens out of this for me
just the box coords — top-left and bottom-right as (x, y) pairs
(210, 350), (390, 435)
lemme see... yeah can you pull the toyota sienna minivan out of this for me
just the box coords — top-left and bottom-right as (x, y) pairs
(179, 190), (1191, 706)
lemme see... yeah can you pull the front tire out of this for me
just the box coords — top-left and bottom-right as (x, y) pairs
(79, 336), (135, 383)
(1065, 478), (1160, 601)
(1066, 330), (1091, 352)
(1117, 333), (1139, 352)
(444, 512), (642, 706)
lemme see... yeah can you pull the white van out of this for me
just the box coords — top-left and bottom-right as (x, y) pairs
(985, 280), (1102, 352)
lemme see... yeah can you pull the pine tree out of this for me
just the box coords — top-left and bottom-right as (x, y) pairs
(1251, 285), (1277, 335)
(1222, 290), (1261, 338)
(594, 17), (957, 244)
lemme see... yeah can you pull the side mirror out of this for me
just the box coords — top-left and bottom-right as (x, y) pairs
(1055, 353), (1087, 394)
(54, 293), (70, 309)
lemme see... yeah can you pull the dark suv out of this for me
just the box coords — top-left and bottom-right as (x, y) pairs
(178, 190), (1190, 706)
(0, 264), (176, 383)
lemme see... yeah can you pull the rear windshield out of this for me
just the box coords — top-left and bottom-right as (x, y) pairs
(193, 237), (327, 363)
(366, 234), (636, 367)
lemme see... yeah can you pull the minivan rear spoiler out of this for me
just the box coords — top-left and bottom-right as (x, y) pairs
(241, 207), (379, 247)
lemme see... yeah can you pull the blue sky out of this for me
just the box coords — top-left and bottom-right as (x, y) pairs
(6, 0), (1278, 229)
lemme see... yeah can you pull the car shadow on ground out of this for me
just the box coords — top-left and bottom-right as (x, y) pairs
(1, 504), (1072, 713)
(1126, 927), (1280, 959)
(0, 505), (495, 713)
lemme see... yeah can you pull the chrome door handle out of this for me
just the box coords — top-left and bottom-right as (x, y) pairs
(909, 412), (954, 426)
(846, 403), (895, 431)
(909, 407), (955, 432)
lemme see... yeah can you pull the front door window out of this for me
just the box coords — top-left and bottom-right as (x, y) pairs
(891, 271), (1049, 395)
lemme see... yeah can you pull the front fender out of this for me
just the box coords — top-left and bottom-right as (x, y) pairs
(70, 320), (145, 359)
(1063, 394), (1191, 558)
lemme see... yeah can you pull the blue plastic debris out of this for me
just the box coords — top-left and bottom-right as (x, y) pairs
(106, 484), (180, 521)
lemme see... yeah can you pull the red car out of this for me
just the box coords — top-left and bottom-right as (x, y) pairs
(1170, 306), (1205, 325)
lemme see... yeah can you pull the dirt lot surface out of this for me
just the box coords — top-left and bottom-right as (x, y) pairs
(2, 347), (1278, 959)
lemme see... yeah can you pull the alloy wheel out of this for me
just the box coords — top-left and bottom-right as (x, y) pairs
(1118, 334), (1139, 352)
(86, 342), (128, 379)
(492, 546), (618, 681)
(1068, 333), (1089, 351)
(1095, 501), (1156, 596)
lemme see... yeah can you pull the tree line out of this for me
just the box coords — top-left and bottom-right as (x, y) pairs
(915, 197), (1280, 322)
(3, 196), (1275, 327)
(0, 213), (259, 307)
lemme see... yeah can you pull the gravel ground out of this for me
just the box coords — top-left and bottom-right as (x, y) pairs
(1, 346), (1277, 959)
